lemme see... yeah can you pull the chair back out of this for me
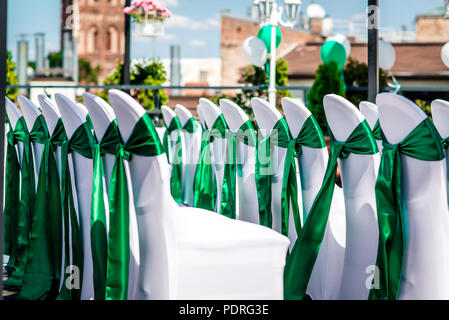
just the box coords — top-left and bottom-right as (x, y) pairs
(360, 101), (382, 153)
(220, 98), (258, 223)
(5, 98), (24, 164)
(377, 93), (449, 299)
(108, 89), (176, 299)
(55, 93), (95, 300)
(175, 104), (202, 206)
(251, 97), (299, 247)
(199, 98), (227, 212)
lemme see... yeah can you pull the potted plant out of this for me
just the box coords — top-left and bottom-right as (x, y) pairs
(124, 0), (172, 37)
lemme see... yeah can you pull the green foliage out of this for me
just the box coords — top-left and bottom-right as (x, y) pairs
(79, 58), (101, 84)
(415, 99), (432, 119)
(215, 58), (291, 116)
(307, 62), (346, 134)
(343, 57), (388, 107)
(99, 59), (168, 111)
(48, 51), (63, 68)
(7, 51), (18, 101)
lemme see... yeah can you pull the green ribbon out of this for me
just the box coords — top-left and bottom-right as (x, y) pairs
(442, 136), (449, 150)
(369, 118), (444, 300)
(4, 118), (20, 269)
(19, 116), (64, 300)
(182, 117), (198, 133)
(57, 121), (95, 300)
(284, 120), (378, 300)
(372, 120), (382, 141)
(5, 117), (36, 289)
(194, 115), (236, 219)
(162, 117), (183, 203)
(105, 113), (164, 300)
(193, 126), (212, 210)
(256, 118), (301, 237)
(91, 120), (122, 300)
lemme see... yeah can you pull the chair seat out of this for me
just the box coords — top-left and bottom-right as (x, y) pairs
(175, 207), (290, 251)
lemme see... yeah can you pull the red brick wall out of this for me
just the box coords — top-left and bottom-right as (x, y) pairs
(416, 17), (449, 42)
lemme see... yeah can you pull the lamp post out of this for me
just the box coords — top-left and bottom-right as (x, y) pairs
(367, 0), (379, 103)
(253, 0), (301, 107)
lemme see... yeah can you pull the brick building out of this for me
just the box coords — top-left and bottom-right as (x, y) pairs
(63, 0), (126, 82)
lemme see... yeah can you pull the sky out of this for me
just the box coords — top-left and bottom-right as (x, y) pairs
(6, 0), (448, 62)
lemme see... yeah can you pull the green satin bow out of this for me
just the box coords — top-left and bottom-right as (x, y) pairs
(19, 116), (64, 300)
(284, 120), (378, 300)
(194, 114), (236, 219)
(256, 118), (301, 237)
(105, 113), (164, 300)
(369, 118), (444, 300)
(5, 117), (36, 289)
(372, 120), (382, 141)
(442, 136), (449, 150)
(57, 120), (95, 300)
(91, 120), (122, 300)
(182, 117), (198, 133)
(163, 117), (183, 203)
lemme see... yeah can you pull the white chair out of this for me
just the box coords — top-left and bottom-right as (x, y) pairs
(251, 97), (301, 251)
(360, 101), (382, 153)
(5, 98), (24, 164)
(17, 95), (45, 182)
(377, 93), (449, 299)
(175, 104), (202, 207)
(197, 104), (207, 130)
(55, 93), (94, 300)
(281, 97), (346, 300)
(431, 99), (449, 207)
(82, 92), (140, 300)
(220, 99), (259, 224)
(161, 105), (181, 165)
(199, 98), (228, 213)
(108, 89), (290, 300)
(324, 94), (380, 300)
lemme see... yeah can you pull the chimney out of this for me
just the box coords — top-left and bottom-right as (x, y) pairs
(35, 33), (45, 71)
(170, 45), (181, 96)
(17, 39), (28, 95)
(310, 17), (324, 40)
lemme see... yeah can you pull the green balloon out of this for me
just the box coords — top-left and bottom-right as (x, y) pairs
(257, 25), (282, 53)
(321, 40), (347, 70)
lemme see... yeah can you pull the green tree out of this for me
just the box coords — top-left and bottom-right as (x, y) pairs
(7, 51), (18, 101)
(99, 59), (168, 111)
(48, 51), (63, 68)
(307, 62), (346, 134)
(78, 58), (101, 84)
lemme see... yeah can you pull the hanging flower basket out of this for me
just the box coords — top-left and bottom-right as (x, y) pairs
(124, 0), (172, 37)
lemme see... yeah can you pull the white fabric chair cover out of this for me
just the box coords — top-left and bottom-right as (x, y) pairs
(197, 104), (207, 130)
(55, 93), (94, 300)
(324, 94), (380, 300)
(220, 99), (258, 224)
(108, 89), (290, 300)
(251, 97), (301, 251)
(175, 104), (202, 207)
(199, 98), (227, 212)
(155, 127), (166, 144)
(281, 97), (346, 300)
(82, 92), (140, 300)
(17, 95), (45, 184)
(377, 93), (449, 299)
(431, 99), (449, 207)
(360, 101), (382, 153)
(5, 98), (24, 165)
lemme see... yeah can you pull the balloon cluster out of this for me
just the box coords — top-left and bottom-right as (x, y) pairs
(243, 25), (282, 67)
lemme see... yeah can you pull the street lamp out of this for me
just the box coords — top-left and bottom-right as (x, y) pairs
(253, 0), (301, 106)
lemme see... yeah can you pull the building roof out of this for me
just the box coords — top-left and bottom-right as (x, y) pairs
(416, 7), (445, 18)
(284, 42), (449, 80)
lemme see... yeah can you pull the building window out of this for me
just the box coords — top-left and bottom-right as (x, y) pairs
(106, 26), (119, 53)
(87, 26), (99, 53)
(200, 70), (208, 83)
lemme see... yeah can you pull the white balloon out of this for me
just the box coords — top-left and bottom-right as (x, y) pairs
(379, 39), (396, 70)
(243, 37), (268, 67)
(327, 33), (351, 56)
(441, 42), (449, 69)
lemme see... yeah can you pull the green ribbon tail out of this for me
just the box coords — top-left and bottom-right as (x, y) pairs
(194, 139), (217, 211)
(105, 149), (130, 300)
(255, 136), (272, 228)
(19, 140), (62, 300)
(220, 135), (237, 219)
(170, 133), (183, 203)
(91, 143), (108, 300)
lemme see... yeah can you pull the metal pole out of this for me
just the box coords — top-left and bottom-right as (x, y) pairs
(368, 0), (379, 102)
(123, 0), (131, 89)
(0, 0), (8, 301)
(268, 23), (277, 107)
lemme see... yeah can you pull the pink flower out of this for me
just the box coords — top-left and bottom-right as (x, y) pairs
(132, 0), (145, 7)
(124, 5), (136, 14)
(142, 3), (154, 12)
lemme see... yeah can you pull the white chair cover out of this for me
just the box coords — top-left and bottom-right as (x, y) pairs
(281, 97), (346, 300)
(377, 93), (449, 299)
(360, 101), (383, 153)
(220, 99), (258, 224)
(108, 89), (290, 300)
(82, 92), (140, 300)
(431, 99), (449, 207)
(251, 97), (301, 251)
(175, 104), (202, 207)
(324, 94), (380, 300)
(5, 98), (24, 165)
(55, 93), (94, 300)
